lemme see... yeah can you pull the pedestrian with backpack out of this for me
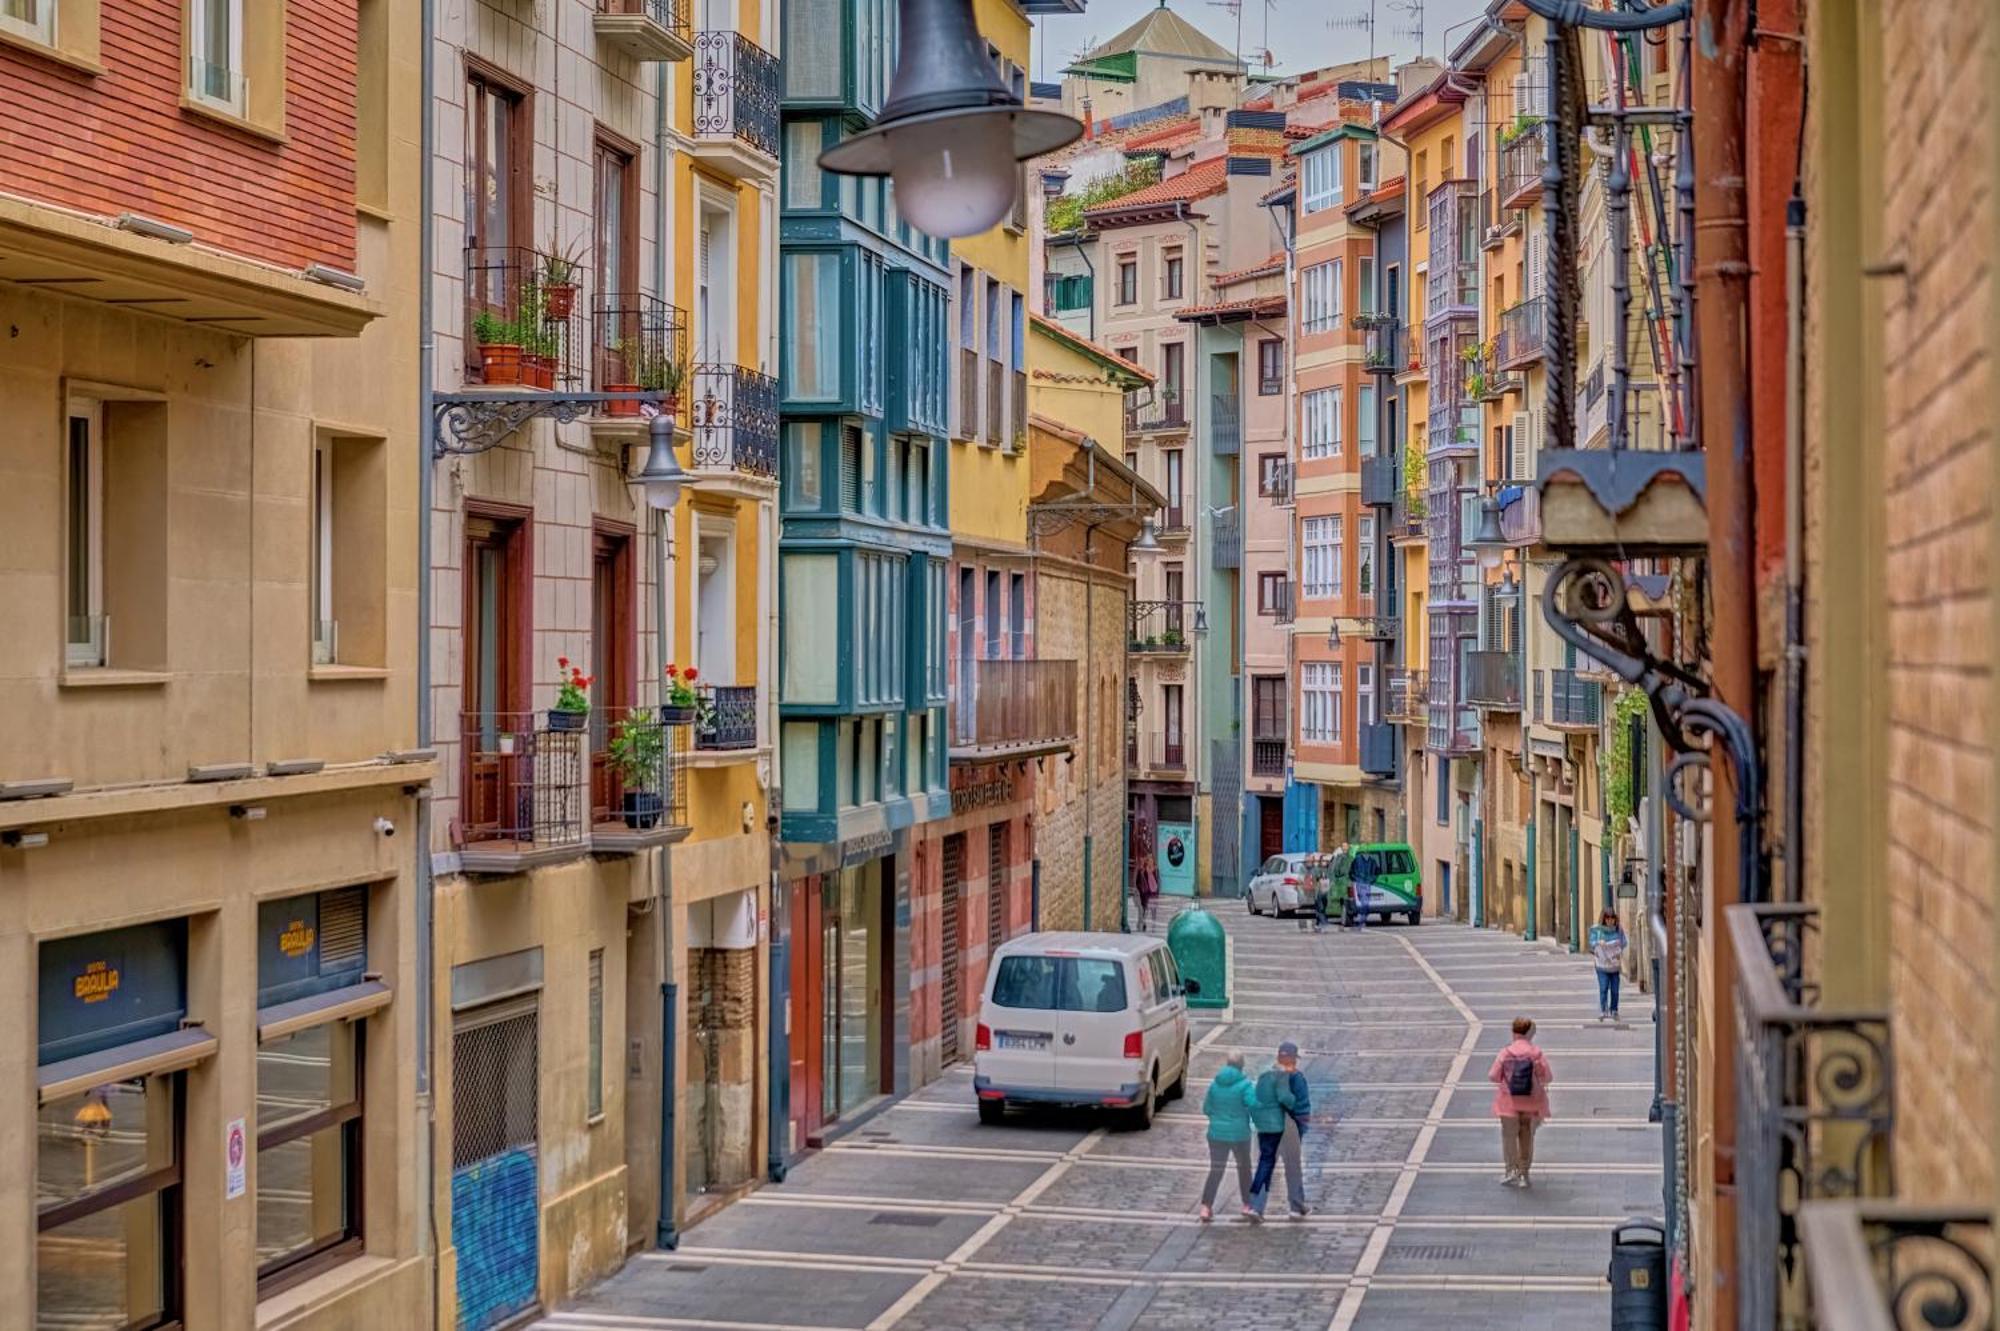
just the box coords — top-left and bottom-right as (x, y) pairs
(1588, 909), (1628, 1021)
(1248, 1040), (1313, 1219)
(1488, 1016), (1553, 1188)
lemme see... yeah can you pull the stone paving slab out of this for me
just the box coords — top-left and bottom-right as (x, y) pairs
(678, 1198), (989, 1262)
(887, 1275), (1129, 1330)
(1445, 1083), (1656, 1121)
(1399, 1167), (1665, 1220)
(1421, 1121), (1668, 1165)
(1352, 1287), (1612, 1330)
(852, 1105), (1093, 1151)
(561, 1254), (919, 1327)
(776, 1149), (1053, 1203)
(1372, 1224), (1617, 1277)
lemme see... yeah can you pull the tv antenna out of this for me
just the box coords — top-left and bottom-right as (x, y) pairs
(1206, 0), (1274, 72)
(1335, 0), (1423, 62)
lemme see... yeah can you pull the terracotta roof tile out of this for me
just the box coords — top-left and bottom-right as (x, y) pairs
(1174, 294), (1289, 321)
(1030, 312), (1158, 383)
(1084, 159), (1230, 216)
(1122, 114), (1202, 151)
(1213, 252), (1287, 286)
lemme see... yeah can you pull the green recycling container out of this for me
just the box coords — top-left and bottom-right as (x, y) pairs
(1167, 906), (1228, 1010)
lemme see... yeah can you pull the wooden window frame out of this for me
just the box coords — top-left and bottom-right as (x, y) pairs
(461, 502), (533, 838)
(594, 129), (642, 323)
(254, 1023), (367, 1299)
(589, 523), (637, 824)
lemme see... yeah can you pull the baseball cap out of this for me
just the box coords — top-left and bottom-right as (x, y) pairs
(1277, 1040), (1299, 1058)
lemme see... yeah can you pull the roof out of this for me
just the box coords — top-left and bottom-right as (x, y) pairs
(1121, 114), (1203, 153)
(1078, 3), (1240, 67)
(1030, 312), (1157, 386)
(1289, 122), (1378, 157)
(995, 931), (1168, 958)
(1213, 253), (1286, 286)
(1383, 71), (1471, 135)
(1174, 294), (1289, 323)
(1260, 177), (1296, 205)
(1083, 159), (1229, 218)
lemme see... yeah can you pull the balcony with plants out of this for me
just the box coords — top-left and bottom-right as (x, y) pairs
(591, 707), (691, 852)
(594, 293), (689, 424)
(692, 28), (780, 179)
(1128, 600), (1202, 655)
(949, 659), (1079, 760)
(1497, 297), (1547, 370)
(1498, 116), (1547, 209)
(1125, 385), (1187, 434)
(689, 364), (779, 480)
(457, 690), (590, 872)
(693, 682), (759, 752)
(593, 0), (694, 62)
(1364, 319), (1403, 375)
(1386, 668), (1427, 724)
(466, 244), (590, 390)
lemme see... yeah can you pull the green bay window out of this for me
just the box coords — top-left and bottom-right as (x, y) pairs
(784, 251), (845, 403)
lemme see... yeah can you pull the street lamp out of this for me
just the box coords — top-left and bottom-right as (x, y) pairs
(1192, 605), (1210, 637)
(1468, 495), (1507, 570)
(1130, 515), (1162, 555)
(816, 0), (1083, 238)
(634, 413), (688, 511)
(1326, 620), (1342, 651)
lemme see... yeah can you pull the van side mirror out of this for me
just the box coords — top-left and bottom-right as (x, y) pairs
(1182, 978), (1201, 996)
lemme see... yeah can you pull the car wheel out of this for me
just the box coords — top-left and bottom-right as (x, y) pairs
(1165, 1042), (1190, 1100)
(978, 1097), (1007, 1126)
(1124, 1074), (1156, 1130)
(1407, 910), (1421, 926)
(1247, 890), (1259, 915)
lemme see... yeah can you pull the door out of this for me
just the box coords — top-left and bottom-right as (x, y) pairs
(451, 1001), (541, 1330)
(987, 824), (1009, 949)
(940, 834), (965, 1066)
(788, 876), (824, 1147)
(463, 512), (528, 840)
(1259, 799), (1285, 863)
(1054, 955), (1138, 1094)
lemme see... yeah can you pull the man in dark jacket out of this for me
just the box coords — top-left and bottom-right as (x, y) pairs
(1247, 1040), (1313, 1218)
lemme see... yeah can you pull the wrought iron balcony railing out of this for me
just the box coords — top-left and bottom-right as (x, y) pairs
(464, 245), (589, 389)
(1212, 507), (1241, 570)
(1161, 501), (1188, 534)
(1499, 120), (1547, 208)
(689, 364), (777, 477)
(1359, 720), (1398, 777)
(1211, 392), (1241, 456)
(1129, 600), (1201, 653)
(950, 659), (1078, 756)
(1149, 732), (1187, 771)
(1386, 669), (1426, 724)
(692, 30), (779, 160)
(1267, 578), (1296, 625)
(1250, 737), (1286, 777)
(1126, 386), (1187, 433)
(1497, 297), (1547, 370)
(1365, 319), (1403, 374)
(593, 293), (689, 412)
(1465, 649), (1523, 710)
(1539, 667), (1603, 728)
(694, 684), (758, 750)
(1799, 1200), (1992, 1331)
(1260, 458), (1294, 506)
(593, 0), (694, 61)
(458, 711), (588, 869)
(590, 709), (690, 850)
(1403, 328), (1425, 375)
(1728, 902), (1896, 1331)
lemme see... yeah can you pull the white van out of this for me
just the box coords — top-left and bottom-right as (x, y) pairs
(973, 932), (1193, 1128)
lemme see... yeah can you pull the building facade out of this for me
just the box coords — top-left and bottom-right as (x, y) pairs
(0, 1), (431, 1328)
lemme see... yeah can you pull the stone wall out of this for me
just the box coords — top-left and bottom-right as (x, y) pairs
(1033, 563), (1133, 931)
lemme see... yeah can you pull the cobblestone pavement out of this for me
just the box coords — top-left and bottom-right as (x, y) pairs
(534, 907), (1663, 1331)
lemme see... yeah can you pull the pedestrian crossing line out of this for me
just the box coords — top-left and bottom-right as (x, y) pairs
(1183, 1076), (1654, 1091)
(732, 1193), (1636, 1232)
(1328, 932), (1484, 1331)
(641, 1248), (934, 1273)
(738, 1192), (1004, 1216)
(864, 1126), (1107, 1330)
(1073, 1152), (1661, 1174)
(539, 1312), (831, 1331)
(824, 1140), (1067, 1163)
(1197, 1041), (1654, 1058)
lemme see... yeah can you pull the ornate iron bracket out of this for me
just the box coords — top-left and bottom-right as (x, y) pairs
(1517, 0), (1688, 29)
(432, 391), (672, 457)
(1025, 499), (1156, 538)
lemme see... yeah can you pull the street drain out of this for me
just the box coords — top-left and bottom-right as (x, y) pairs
(871, 1212), (946, 1227)
(660, 1264), (710, 1274)
(1390, 1244), (1471, 1262)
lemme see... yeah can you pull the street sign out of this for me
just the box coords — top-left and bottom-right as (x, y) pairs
(225, 1118), (246, 1200)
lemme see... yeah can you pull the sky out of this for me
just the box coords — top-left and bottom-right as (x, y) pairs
(1028, 0), (1495, 87)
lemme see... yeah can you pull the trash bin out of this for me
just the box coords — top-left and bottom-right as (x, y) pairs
(1609, 1218), (1666, 1331)
(1166, 905), (1227, 1010)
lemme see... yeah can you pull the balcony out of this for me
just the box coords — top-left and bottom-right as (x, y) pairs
(1426, 672), (1480, 754)
(694, 684), (758, 751)
(1499, 121), (1547, 209)
(1728, 902), (1895, 1331)
(458, 712), (588, 873)
(1251, 737), (1286, 778)
(950, 659), (1079, 760)
(1129, 600), (1201, 654)
(1364, 320), (1403, 375)
(1428, 408), (1481, 457)
(1361, 451), (1400, 508)
(594, 0), (694, 62)
(691, 30), (779, 179)
(1160, 501), (1188, 536)
(590, 710), (691, 853)
(1399, 328), (1425, 379)
(592, 293), (689, 421)
(1496, 297), (1546, 370)
(1266, 578), (1296, 625)
(1211, 393), (1241, 456)
(689, 364), (778, 479)
(465, 246), (589, 389)
(1386, 669), (1427, 724)
(1465, 649), (1523, 711)
(1259, 458), (1294, 506)
(1800, 1201), (1992, 1331)
(1212, 507), (1241, 570)
(1147, 733), (1188, 773)
(1125, 386), (1188, 433)
(1539, 667), (1603, 729)
(1359, 721), (1398, 778)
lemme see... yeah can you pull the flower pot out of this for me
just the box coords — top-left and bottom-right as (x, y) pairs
(542, 283), (577, 321)
(621, 790), (664, 830)
(479, 342), (524, 386)
(547, 707), (587, 732)
(524, 354), (557, 391)
(604, 383), (642, 418)
(660, 703), (698, 726)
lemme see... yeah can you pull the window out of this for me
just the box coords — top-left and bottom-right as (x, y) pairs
(1117, 258), (1138, 305)
(595, 137), (637, 317)
(1302, 386), (1341, 459)
(1358, 257), (1376, 320)
(587, 948), (605, 1119)
(1257, 452), (1287, 498)
(1252, 676), (1286, 739)
(188, 0), (244, 110)
(1161, 342), (1185, 401)
(1358, 663), (1376, 725)
(991, 956), (1128, 1012)
(66, 395), (169, 672)
(785, 252), (842, 401)
(1257, 339), (1283, 395)
(1358, 140), (1378, 192)
(1302, 261), (1338, 333)
(589, 527), (635, 819)
(463, 509), (528, 832)
(1358, 514), (1376, 596)
(306, 431), (389, 671)
(65, 406), (103, 667)
(2, 0), (54, 42)
(255, 1019), (363, 1290)
(1163, 248), (1184, 299)
(1437, 750), (1451, 823)
(1258, 571), (1289, 616)
(1302, 516), (1341, 598)
(1302, 144), (1341, 213)
(1163, 448), (1184, 517)
(1301, 662), (1337, 742)
(984, 568), (1001, 658)
(1163, 684), (1184, 753)
(465, 71), (527, 255)
(1163, 564), (1184, 634)
(1357, 384), (1377, 456)
(1009, 572), (1026, 659)
(311, 441), (336, 664)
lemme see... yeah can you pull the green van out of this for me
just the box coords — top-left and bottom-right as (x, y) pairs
(1329, 843), (1423, 925)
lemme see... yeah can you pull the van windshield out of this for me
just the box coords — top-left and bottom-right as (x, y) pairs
(992, 956), (1129, 1012)
(1378, 848), (1417, 875)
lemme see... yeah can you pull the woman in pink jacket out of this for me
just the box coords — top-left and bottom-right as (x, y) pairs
(1487, 1016), (1553, 1188)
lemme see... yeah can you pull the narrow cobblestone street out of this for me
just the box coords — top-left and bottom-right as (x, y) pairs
(535, 908), (1661, 1331)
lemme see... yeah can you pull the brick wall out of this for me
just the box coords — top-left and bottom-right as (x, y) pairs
(0, 0), (359, 270)
(1031, 564), (1130, 930)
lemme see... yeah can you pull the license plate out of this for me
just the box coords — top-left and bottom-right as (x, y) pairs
(997, 1032), (1050, 1050)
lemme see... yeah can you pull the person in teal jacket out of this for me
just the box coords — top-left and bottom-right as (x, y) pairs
(1249, 1040), (1312, 1218)
(1198, 1053), (1259, 1221)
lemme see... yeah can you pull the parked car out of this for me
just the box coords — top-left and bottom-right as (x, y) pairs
(974, 932), (1193, 1128)
(1246, 852), (1314, 916)
(1330, 842), (1424, 925)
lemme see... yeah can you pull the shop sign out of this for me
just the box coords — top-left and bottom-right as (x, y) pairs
(278, 919), (317, 958)
(73, 960), (121, 1004)
(38, 919), (188, 1068)
(950, 762), (1016, 815)
(840, 830), (895, 867)
(225, 1118), (247, 1200)
(258, 888), (367, 1010)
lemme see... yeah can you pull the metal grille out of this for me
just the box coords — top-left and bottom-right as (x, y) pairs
(987, 824), (1008, 948)
(318, 887), (366, 969)
(940, 835), (963, 1064)
(1210, 738), (1241, 892)
(841, 424), (862, 510)
(689, 363), (778, 477)
(695, 685), (758, 750)
(452, 1007), (540, 1170)
(1389, 1243), (1471, 1262)
(460, 713), (588, 848)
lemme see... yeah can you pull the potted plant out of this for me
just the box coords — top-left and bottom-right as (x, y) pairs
(473, 308), (523, 386)
(1465, 369), (1489, 399)
(1161, 627), (1185, 649)
(515, 283), (558, 389)
(603, 338), (645, 418)
(632, 340), (689, 415)
(550, 656), (592, 731)
(608, 708), (666, 829)
(661, 663), (701, 725)
(538, 237), (587, 321)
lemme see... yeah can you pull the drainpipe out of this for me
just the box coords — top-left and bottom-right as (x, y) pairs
(416, 0), (438, 1321)
(1524, 769), (1537, 941)
(1060, 231), (1097, 342)
(1781, 196), (1805, 905)
(1083, 522), (1096, 929)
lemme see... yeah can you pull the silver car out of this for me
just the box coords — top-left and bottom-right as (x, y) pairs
(1246, 852), (1314, 916)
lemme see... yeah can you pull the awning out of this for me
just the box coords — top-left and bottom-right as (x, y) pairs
(257, 979), (392, 1044)
(38, 1026), (218, 1105)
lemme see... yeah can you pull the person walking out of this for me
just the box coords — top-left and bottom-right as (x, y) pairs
(1248, 1041), (1312, 1219)
(1198, 1052), (1259, 1222)
(1134, 853), (1160, 931)
(1347, 850), (1375, 930)
(1588, 908), (1628, 1021)
(1488, 1017), (1553, 1187)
